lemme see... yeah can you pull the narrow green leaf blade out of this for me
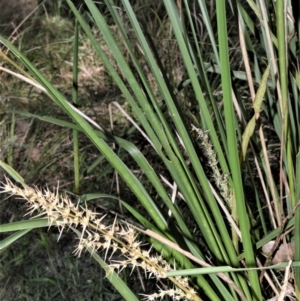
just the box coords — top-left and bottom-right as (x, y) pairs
(0, 229), (31, 250)
(0, 218), (49, 232)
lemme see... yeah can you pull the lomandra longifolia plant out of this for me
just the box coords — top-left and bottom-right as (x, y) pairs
(1, 178), (201, 301)
(1, 0), (300, 300)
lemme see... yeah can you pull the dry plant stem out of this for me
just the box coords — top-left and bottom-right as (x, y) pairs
(110, 101), (157, 151)
(140, 228), (248, 301)
(0, 58), (104, 135)
(237, 8), (278, 233)
(256, 258), (279, 297)
(239, 12), (278, 228)
(130, 173), (242, 283)
(259, 201), (300, 282)
(258, 0), (285, 227)
(232, 89), (242, 121)
(1, 178), (202, 301)
(278, 260), (292, 301)
(252, 146), (277, 229)
(258, 0), (282, 107)
(259, 125), (280, 227)
(0, 66), (45, 92)
(160, 175), (184, 202)
(169, 181), (178, 218)
(209, 183), (241, 238)
(238, 16), (255, 100)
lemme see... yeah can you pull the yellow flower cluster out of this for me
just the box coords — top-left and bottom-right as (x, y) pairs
(192, 124), (232, 209)
(1, 177), (201, 301)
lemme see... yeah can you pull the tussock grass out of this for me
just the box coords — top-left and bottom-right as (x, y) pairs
(1, 0), (300, 300)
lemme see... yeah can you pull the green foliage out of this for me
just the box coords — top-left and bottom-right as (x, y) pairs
(1, 0), (299, 300)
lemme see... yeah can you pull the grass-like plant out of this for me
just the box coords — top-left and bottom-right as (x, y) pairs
(1, 0), (300, 300)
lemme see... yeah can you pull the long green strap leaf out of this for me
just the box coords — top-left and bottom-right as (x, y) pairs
(0, 229), (31, 250)
(0, 35), (167, 232)
(216, 0), (261, 299)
